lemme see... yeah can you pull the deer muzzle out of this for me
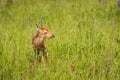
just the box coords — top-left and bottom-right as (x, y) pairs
(50, 35), (55, 38)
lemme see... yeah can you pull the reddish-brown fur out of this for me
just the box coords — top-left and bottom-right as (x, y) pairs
(32, 24), (54, 65)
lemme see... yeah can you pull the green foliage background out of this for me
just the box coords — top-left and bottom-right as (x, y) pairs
(0, 0), (120, 80)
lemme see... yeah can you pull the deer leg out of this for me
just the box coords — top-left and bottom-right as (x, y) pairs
(46, 50), (49, 64)
(42, 49), (49, 63)
(44, 49), (49, 64)
(33, 49), (39, 71)
(42, 55), (45, 64)
(34, 48), (39, 64)
(36, 49), (40, 60)
(41, 53), (46, 69)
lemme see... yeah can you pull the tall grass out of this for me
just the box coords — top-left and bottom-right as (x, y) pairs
(0, 0), (120, 80)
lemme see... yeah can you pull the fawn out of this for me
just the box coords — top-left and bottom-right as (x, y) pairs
(32, 24), (55, 65)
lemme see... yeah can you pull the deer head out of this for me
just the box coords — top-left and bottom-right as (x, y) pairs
(36, 24), (55, 38)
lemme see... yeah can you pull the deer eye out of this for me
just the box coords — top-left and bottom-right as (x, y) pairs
(45, 31), (48, 34)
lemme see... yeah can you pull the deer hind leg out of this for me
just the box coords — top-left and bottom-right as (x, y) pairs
(32, 48), (39, 71)
(34, 48), (40, 64)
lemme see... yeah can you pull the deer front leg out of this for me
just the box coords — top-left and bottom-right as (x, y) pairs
(41, 49), (49, 64)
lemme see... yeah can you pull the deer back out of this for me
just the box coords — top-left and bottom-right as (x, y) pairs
(32, 32), (44, 48)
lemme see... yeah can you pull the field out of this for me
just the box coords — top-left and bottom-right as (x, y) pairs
(0, 0), (120, 80)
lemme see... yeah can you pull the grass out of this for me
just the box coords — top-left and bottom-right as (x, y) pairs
(0, 0), (120, 80)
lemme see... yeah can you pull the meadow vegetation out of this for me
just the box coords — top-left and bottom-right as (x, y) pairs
(0, 0), (120, 80)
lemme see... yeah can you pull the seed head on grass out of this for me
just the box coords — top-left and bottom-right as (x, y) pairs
(70, 65), (75, 72)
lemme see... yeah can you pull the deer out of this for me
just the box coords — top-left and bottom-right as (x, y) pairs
(32, 24), (55, 66)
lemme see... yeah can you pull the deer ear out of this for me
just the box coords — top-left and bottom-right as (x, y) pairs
(36, 24), (42, 32)
(36, 24), (40, 30)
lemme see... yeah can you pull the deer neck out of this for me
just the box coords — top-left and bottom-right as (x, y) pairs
(38, 33), (46, 43)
